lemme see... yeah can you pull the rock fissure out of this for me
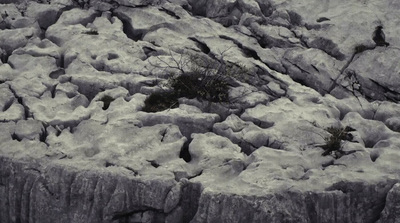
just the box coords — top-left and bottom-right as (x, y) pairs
(188, 37), (210, 54)
(2, 96), (13, 112)
(7, 84), (30, 119)
(158, 7), (180, 19)
(219, 34), (261, 60)
(112, 11), (141, 41)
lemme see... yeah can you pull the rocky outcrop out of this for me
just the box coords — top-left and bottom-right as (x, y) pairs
(1, 0), (400, 222)
(377, 183), (400, 223)
(0, 157), (203, 223)
(191, 180), (396, 223)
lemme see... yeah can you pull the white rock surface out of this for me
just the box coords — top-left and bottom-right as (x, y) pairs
(1, 0), (400, 222)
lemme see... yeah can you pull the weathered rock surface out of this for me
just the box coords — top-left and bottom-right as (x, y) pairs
(1, 0), (400, 222)
(377, 183), (400, 223)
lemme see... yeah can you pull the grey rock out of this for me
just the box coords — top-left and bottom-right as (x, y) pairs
(0, 157), (176, 223)
(164, 180), (184, 213)
(377, 183), (400, 223)
(191, 180), (397, 223)
(25, 1), (63, 29)
(1, 0), (400, 222)
(15, 119), (45, 141)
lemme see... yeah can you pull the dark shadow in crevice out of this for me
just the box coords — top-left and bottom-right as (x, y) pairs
(317, 17), (330, 23)
(239, 141), (256, 156)
(188, 170), (202, 180)
(91, 62), (106, 72)
(292, 77), (309, 87)
(53, 125), (62, 137)
(188, 37), (210, 54)
(38, 27), (46, 39)
(248, 118), (274, 129)
(142, 46), (157, 58)
(11, 132), (22, 141)
(129, 4), (149, 9)
(255, 36), (269, 49)
(123, 166), (139, 176)
(107, 52), (119, 60)
(180, 138), (192, 162)
(257, 1), (274, 17)
(105, 161), (139, 176)
(49, 84), (57, 98)
(180, 180), (203, 223)
(364, 139), (377, 149)
(39, 125), (49, 146)
(219, 35), (261, 60)
(159, 7), (180, 19)
(58, 52), (65, 68)
(100, 95), (115, 110)
(287, 10), (303, 26)
(308, 37), (346, 61)
(181, 4), (192, 15)
(2, 98), (13, 112)
(147, 160), (160, 168)
(105, 161), (114, 167)
(0, 49), (10, 64)
(8, 85), (29, 119)
(74, 84), (103, 102)
(0, 19), (9, 30)
(113, 12), (143, 41)
(49, 69), (65, 79)
(370, 152), (379, 162)
(321, 159), (334, 169)
(111, 209), (164, 222)
(186, 0), (206, 17)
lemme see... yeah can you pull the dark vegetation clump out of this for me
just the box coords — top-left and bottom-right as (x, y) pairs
(170, 72), (230, 103)
(142, 91), (179, 113)
(100, 95), (115, 110)
(143, 50), (248, 112)
(321, 126), (355, 156)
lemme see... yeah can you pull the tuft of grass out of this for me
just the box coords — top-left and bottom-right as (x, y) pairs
(142, 91), (179, 113)
(100, 95), (115, 110)
(321, 126), (355, 156)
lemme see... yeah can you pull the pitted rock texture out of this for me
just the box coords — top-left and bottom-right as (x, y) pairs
(1, 0), (400, 222)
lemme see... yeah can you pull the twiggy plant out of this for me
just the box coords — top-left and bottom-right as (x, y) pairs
(143, 49), (251, 112)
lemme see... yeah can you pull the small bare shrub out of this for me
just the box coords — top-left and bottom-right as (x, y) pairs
(143, 49), (250, 112)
